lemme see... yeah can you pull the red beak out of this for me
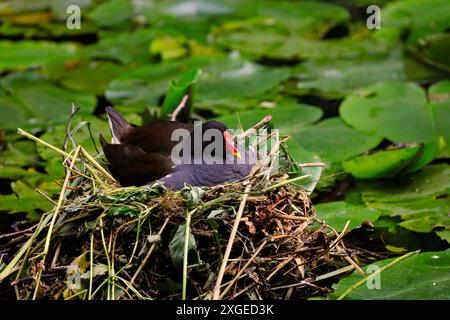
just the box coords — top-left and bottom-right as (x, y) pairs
(223, 131), (241, 159)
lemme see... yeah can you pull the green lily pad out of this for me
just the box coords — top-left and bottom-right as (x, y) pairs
(1, 72), (96, 128)
(83, 28), (155, 65)
(0, 40), (78, 72)
(340, 81), (437, 143)
(106, 56), (290, 113)
(43, 59), (126, 94)
(412, 32), (450, 71)
(381, 0), (450, 44)
(216, 27), (391, 61)
(315, 201), (384, 232)
(294, 118), (382, 163)
(291, 51), (406, 99)
(0, 165), (28, 180)
(215, 99), (322, 133)
(362, 164), (450, 203)
(0, 141), (38, 167)
(88, 0), (134, 29)
(429, 81), (450, 156)
(343, 139), (442, 179)
(330, 251), (450, 300)
(0, 180), (56, 218)
(0, 88), (28, 130)
(368, 197), (450, 242)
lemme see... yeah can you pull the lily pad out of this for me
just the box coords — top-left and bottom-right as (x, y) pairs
(294, 118), (382, 163)
(362, 164), (450, 203)
(88, 0), (134, 29)
(215, 99), (322, 133)
(1, 72), (96, 127)
(343, 139), (442, 179)
(330, 251), (450, 300)
(83, 28), (155, 65)
(340, 81), (437, 143)
(106, 56), (290, 112)
(0, 89), (28, 130)
(368, 197), (450, 242)
(315, 201), (384, 232)
(429, 81), (450, 156)
(43, 59), (126, 94)
(0, 40), (78, 72)
(291, 52), (406, 99)
(381, 0), (450, 44)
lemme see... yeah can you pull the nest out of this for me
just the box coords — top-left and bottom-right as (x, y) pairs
(0, 119), (362, 300)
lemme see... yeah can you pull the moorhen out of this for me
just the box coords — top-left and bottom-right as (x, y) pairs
(100, 107), (255, 189)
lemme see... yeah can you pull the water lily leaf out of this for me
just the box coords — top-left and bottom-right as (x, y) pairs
(83, 28), (155, 65)
(169, 224), (201, 267)
(330, 251), (450, 300)
(291, 52), (406, 99)
(429, 81), (450, 157)
(0, 88), (29, 130)
(215, 99), (322, 134)
(88, 0), (134, 29)
(0, 40), (78, 72)
(43, 59), (126, 94)
(412, 32), (450, 71)
(1, 72), (96, 128)
(0, 180), (54, 217)
(107, 56), (290, 113)
(294, 118), (382, 163)
(216, 27), (390, 61)
(343, 139), (442, 179)
(160, 0), (233, 18)
(196, 59), (290, 101)
(381, 0), (450, 44)
(368, 197), (450, 242)
(362, 164), (450, 203)
(0, 141), (38, 167)
(150, 36), (188, 61)
(106, 61), (182, 112)
(343, 145), (421, 179)
(340, 81), (437, 143)
(315, 201), (384, 232)
(0, 165), (28, 180)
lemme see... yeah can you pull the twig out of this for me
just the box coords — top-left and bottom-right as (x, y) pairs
(263, 174), (311, 192)
(0, 225), (37, 240)
(236, 115), (273, 140)
(220, 240), (267, 299)
(170, 95), (189, 121)
(212, 184), (252, 300)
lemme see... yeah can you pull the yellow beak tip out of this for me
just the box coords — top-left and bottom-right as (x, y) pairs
(234, 152), (242, 160)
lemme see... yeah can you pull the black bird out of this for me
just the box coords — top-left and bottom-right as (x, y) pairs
(100, 107), (255, 189)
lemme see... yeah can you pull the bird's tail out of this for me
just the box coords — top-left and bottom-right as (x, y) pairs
(105, 106), (133, 144)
